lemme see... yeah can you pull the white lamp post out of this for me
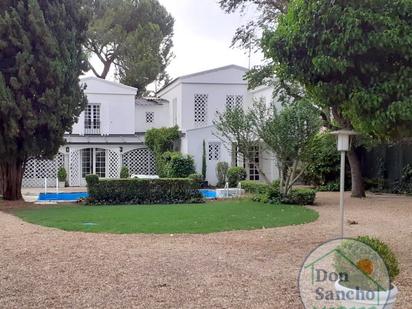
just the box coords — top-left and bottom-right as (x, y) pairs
(331, 130), (358, 238)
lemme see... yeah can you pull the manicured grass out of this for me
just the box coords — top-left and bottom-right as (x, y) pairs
(13, 199), (319, 234)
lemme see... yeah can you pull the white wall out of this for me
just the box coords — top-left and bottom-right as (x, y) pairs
(157, 83), (183, 129)
(185, 126), (231, 185)
(135, 103), (170, 133)
(71, 77), (137, 136)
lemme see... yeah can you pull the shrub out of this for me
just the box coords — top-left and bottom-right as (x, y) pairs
(202, 140), (207, 180)
(57, 167), (67, 182)
(335, 236), (399, 291)
(216, 162), (229, 187)
(227, 166), (247, 187)
(188, 173), (204, 189)
(161, 152), (195, 178)
(120, 166), (129, 179)
(317, 182), (340, 192)
(282, 188), (316, 205)
(303, 133), (340, 185)
(240, 180), (270, 194)
(392, 164), (412, 195)
(85, 174), (99, 186)
(87, 178), (204, 205)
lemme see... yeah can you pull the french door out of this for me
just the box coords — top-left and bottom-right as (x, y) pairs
(81, 148), (106, 178)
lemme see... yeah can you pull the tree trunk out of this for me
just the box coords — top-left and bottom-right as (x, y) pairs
(0, 159), (24, 201)
(347, 149), (366, 198)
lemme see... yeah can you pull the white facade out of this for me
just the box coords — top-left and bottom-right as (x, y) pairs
(22, 65), (280, 187)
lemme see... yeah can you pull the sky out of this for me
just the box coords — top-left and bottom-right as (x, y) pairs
(86, 0), (263, 85)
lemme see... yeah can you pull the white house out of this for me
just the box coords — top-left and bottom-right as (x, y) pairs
(22, 65), (279, 187)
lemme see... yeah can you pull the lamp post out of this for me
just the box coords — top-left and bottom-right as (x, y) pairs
(331, 130), (358, 238)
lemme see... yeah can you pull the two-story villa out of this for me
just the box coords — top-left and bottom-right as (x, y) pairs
(22, 65), (278, 187)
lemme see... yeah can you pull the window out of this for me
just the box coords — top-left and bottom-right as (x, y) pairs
(81, 148), (106, 178)
(208, 142), (221, 161)
(146, 112), (154, 123)
(194, 94), (208, 126)
(85, 104), (100, 134)
(248, 145), (260, 181)
(226, 95), (243, 110)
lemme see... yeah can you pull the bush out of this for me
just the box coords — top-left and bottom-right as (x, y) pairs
(87, 178), (204, 205)
(57, 167), (67, 182)
(335, 236), (399, 290)
(282, 188), (316, 205)
(85, 174), (99, 186)
(240, 180), (270, 194)
(392, 164), (412, 195)
(188, 173), (204, 189)
(227, 166), (247, 187)
(317, 182), (340, 192)
(161, 152), (195, 178)
(303, 133), (340, 185)
(120, 166), (129, 179)
(216, 162), (229, 187)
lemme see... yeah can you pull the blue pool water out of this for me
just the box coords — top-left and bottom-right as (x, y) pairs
(199, 189), (217, 199)
(38, 192), (89, 202)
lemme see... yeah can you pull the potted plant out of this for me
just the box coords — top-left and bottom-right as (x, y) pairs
(57, 167), (67, 188)
(334, 236), (399, 309)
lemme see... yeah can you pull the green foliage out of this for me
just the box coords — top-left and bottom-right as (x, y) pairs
(264, 0), (412, 140)
(227, 166), (247, 187)
(392, 164), (412, 195)
(145, 126), (180, 154)
(120, 166), (129, 179)
(87, 178), (203, 205)
(317, 182), (340, 192)
(188, 173), (204, 189)
(281, 188), (316, 205)
(57, 168), (67, 182)
(303, 133), (340, 186)
(85, 174), (99, 187)
(335, 236), (399, 291)
(240, 180), (270, 195)
(202, 140), (207, 180)
(0, 0), (89, 200)
(251, 100), (322, 195)
(216, 162), (229, 187)
(85, 0), (174, 91)
(160, 152), (195, 178)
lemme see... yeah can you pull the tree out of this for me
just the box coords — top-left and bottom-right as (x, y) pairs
(202, 140), (207, 181)
(0, 0), (89, 200)
(213, 105), (270, 183)
(85, 0), (174, 92)
(251, 100), (321, 195)
(261, 0), (412, 197)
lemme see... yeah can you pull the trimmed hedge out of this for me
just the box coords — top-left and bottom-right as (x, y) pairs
(240, 180), (270, 194)
(86, 177), (204, 205)
(227, 166), (247, 187)
(281, 189), (317, 205)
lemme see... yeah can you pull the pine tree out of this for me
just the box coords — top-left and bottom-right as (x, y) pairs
(0, 0), (89, 200)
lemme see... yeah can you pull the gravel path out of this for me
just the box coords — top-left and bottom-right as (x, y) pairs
(0, 192), (411, 308)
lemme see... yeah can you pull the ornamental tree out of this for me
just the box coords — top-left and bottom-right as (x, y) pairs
(0, 0), (89, 200)
(262, 0), (412, 197)
(251, 100), (321, 195)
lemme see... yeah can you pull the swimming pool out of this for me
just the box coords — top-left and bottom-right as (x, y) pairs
(38, 192), (89, 202)
(199, 189), (217, 199)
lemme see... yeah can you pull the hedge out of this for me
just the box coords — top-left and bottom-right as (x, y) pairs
(240, 180), (270, 194)
(86, 176), (204, 205)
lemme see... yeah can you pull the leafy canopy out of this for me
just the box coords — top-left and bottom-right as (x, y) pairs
(263, 0), (412, 140)
(85, 0), (174, 92)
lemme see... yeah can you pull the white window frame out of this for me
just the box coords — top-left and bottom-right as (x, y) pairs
(84, 103), (101, 135)
(194, 94), (208, 126)
(146, 111), (154, 123)
(226, 95), (244, 110)
(208, 142), (221, 161)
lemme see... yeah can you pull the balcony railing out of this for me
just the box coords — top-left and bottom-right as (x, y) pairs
(84, 120), (101, 135)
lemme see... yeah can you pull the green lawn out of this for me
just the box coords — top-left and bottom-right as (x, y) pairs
(13, 200), (319, 234)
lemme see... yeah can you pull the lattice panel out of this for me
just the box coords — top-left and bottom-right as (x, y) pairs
(146, 112), (154, 123)
(69, 150), (81, 186)
(22, 153), (65, 188)
(226, 95), (243, 110)
(208, 142), (221, 161)
(122, 148), (156, 176)
(194, 94), (208, 126)
(108, 150), (121, 178)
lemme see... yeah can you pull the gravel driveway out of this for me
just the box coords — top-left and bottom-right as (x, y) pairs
(0, 192), (411, 308)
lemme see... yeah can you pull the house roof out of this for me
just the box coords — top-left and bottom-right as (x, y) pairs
(157, 64), (249, 95)
(135, 97), (169, 106)
(80, 76), (138, 94)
